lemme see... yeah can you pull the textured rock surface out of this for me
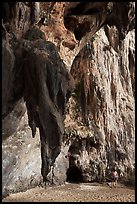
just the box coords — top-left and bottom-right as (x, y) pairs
(2, 114), (41, 197)
(2, 2), (135, 197)
(22, 39), (74, 182)
(65, 27), (135, 182)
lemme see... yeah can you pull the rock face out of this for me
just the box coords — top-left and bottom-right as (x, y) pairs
(65, 27), (135, 183)
(22, 39), (74, 182)
(2, 2), (135, 197)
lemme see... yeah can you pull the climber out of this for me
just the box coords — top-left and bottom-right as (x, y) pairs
(111, 167), (119, 187)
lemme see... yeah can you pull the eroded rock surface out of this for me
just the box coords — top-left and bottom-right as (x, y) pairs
(22, 39), (74, 181)
(65, 28), (135, 182)
(2, 2), (135, 197)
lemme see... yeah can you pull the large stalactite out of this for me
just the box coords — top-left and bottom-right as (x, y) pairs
(22, 39), (74, 181)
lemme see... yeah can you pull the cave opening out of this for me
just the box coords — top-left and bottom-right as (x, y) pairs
(66, 153), (83, 183)
(66, 166), (83, 183)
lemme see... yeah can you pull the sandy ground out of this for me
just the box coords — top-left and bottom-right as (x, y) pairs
(2, 182), (135, 202)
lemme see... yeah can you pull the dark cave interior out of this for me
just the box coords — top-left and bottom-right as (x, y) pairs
(66, 154), (83, 183)
(66, 166), (83, 183)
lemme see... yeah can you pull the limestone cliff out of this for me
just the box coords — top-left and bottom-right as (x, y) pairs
(2, 2), (135, 197)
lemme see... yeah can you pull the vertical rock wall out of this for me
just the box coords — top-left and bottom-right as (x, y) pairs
(62, 27), (135, 182)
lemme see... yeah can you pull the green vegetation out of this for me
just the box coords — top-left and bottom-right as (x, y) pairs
(91, 33), (98, 42)
(124, 173), (135, 187)
(120, 170), (135, 188)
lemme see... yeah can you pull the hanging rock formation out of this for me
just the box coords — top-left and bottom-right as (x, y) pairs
(2, 2), (135, 197)
(22, 39), (74, 182)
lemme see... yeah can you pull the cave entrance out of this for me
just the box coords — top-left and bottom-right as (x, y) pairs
(66, 154), (83, 183)
(66, 166), (83, 183)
